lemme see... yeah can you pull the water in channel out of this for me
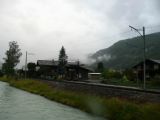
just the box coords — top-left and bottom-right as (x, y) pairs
(0, 81), (105, 120)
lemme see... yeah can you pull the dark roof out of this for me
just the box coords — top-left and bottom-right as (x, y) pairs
(150, 59), (160, 64)
(37, 60), (93, 72)
(67, 61), (79, 65)
(53, 61), (59, 66)
(79, 66), (94, 72)
(37, 60), (81, 66)
(37, 60), (55, 66)
(133, 59), (160, 68)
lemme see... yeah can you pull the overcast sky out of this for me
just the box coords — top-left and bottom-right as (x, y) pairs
(0, 0), (160, 67)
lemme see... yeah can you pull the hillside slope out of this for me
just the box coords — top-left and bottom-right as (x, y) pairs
(91, 32), (160, 69)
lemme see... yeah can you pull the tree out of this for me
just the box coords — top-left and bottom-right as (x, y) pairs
(0, 70), (3, 77)
(96, 62), (104, 73)
(3, 41), (22, 76)
(123, 69), (136, 81)
(58, 46), (68, 78)
(102, 69), (123, 79)
(27, 62), (36, 77)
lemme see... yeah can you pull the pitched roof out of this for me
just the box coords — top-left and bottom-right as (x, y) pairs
(67, 61), (79, 65)
(37, 60), (93, 72)
(150, 59), (160, 64)
(37, 60), (80, 66)
(37, 60), (55, 66)
(133, 59), (160, 68)
(79, 66), (94, 72)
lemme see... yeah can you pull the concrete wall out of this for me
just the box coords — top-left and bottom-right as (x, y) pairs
(44, 80), (160, 103)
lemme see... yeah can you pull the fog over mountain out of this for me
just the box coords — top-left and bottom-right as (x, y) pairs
(91, 32), (160, 69)
(0, 0), (160, 68)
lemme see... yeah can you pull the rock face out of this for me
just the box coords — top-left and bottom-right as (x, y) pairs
(91, 32), (160, 69)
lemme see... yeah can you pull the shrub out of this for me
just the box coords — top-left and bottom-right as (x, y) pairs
(102, 69), (123, 79)
(0, 70), (3, 77)
(123, 69), (136, 81)
(122, 75), (129, 82)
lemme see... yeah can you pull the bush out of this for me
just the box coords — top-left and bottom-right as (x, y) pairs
(102, 69), (123, 79)
(123, 69), (136, 81)
(122, 75), (129, 82)
(0, 70), (3, 77)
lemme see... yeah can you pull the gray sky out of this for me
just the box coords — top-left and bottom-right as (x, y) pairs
(0, 0), (160, 67)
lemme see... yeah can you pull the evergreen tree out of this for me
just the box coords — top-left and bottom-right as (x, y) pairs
(0, 70), (3, 77)
(27, 62), (36, 77)
(58, 46), (68, 78)
(3, 41), (22, 76)
(96, 62), (104, 73)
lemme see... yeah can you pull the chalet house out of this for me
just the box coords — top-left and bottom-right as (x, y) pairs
(133, 59), (160, 80)
(37, 60), (93, 80)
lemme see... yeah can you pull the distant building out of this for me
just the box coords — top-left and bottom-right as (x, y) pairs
(133, 59), (160, 80)
(88, 73), (101, 80)
(37, 60), (93, 80)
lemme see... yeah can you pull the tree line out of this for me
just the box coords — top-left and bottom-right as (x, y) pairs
(1, 41), (68, 78)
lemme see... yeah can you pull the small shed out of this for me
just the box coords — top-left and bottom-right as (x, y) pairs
(88, 73), (101, 80)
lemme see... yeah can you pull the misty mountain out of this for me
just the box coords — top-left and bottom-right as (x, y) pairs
(91, 32), (160, 69)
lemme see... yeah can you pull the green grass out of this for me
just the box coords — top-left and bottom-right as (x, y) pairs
(101, 78), (160, 90)
(0, 77), (160, 120)
(102, 78), (142, 87)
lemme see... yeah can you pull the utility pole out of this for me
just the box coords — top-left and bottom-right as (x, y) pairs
(77, 60), (80, 80)
(25, 51), (27, 80)
(24, 51), (35, 80)
(129, 26), (146, 89)
(143, 27), (146, 89)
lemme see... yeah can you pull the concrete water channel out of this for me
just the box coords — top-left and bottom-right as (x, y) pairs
(0, 81), (105, 120)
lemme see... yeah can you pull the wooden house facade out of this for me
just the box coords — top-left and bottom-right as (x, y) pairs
(37, 60), (93, 80)
(133, 59), (160, 80)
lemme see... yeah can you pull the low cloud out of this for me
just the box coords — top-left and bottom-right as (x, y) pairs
(97, 54), (111, 61)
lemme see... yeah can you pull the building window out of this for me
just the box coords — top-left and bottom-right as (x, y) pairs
(154, 65), (159, 70)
